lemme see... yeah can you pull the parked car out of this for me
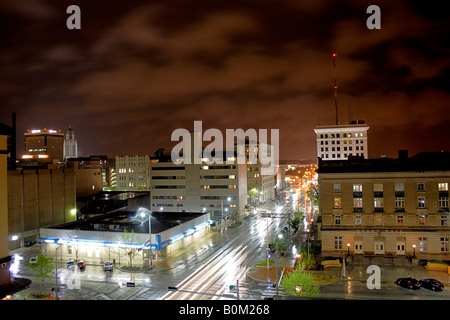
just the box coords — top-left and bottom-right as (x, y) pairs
(77, 261), (86, 270)
(67, 260), (75, 269)
(29, 257), (37, 265)
(395, 277), (421, 290)
(104, 261), (113, 271)
(419, 279), (444, 291)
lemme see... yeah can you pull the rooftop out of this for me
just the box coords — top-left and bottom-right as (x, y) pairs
(317, 151), (450, 173)
(49, 209), (207, 234)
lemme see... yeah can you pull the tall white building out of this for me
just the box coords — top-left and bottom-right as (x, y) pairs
(314, 120), (369, 161)
(64, 126), (78, 160)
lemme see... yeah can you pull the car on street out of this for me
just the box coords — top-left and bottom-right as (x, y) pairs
(67, 260), (75, 269)
(77, 261), (86, 270)
(419, 278), (444, 291)
(29, 257), (37, 265)
(395, 277), (421, 290)
(104, 261), (113, 271)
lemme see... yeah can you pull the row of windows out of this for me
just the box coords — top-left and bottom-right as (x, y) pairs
(335, 183), (449, 193)
(333, 236), (449, 252)
(201, 185), (237, 189)
(334, 196), (449, 210)
(332, 214), (449, 227)
(320, 140), (365, 145)
(321, 146), (364, 152)
(320, 152), (364, 159)
(319, 132), (365, 139)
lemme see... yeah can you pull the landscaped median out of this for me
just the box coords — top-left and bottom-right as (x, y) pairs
(247, 254), (339, 298)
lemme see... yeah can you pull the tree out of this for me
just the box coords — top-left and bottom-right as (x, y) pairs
(288, 217), (301, 234)
(121, 228), (143, 267)
(29, 254), (54, 297)
(281, 264), (319, 298)
(306, 183), (319, 206)
(248, 187), (259, 204)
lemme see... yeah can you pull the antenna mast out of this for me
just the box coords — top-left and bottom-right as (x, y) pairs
(332, 52), (338, 125)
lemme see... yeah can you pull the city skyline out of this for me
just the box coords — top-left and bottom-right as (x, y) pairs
(1, 0), (449, 160)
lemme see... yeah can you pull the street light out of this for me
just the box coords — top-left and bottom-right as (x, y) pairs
(347, 243), (351, 256)
(412, 244), (416, 259)
(275, 233), (283, 296)
(137, 207), (153, 268)
(221, 197), (231, 232)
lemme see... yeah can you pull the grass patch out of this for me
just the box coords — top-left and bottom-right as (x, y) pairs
(311, 274), (338, 284)
(255, 259), (273, 267)
(229, 220), (242, 228)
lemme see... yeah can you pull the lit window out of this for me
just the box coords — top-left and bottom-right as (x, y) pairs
(374, 198), (384, 208)
(353, 184), (362, 192)
(439, 183), (449, 191)
(353, 198), (363, 209)
(418, 215), (426, 225)
(418, 237), (427, 252)
(418, 197), (426, 209)
(334, 197), (341, 209)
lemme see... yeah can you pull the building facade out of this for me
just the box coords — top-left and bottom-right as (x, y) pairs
(24, 128), (65, 162)
(245, 142), (275, 202)
(115, 155), (151, 191)
(115, 150), (248, 219)
(317, 151), (450, 260)
(314, 120), (369, 161)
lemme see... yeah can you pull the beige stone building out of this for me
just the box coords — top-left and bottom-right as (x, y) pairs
(317, 151), (450, 260)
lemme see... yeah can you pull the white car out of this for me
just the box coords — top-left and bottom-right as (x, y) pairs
(29, 257), (37, 265)
(104, 261), (113, 271)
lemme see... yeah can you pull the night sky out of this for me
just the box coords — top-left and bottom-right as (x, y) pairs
(1, 0), (449, 161)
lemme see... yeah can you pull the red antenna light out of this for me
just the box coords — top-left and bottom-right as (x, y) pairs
(332, 53), (337, 57)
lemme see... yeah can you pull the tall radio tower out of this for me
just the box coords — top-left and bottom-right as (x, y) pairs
(332, 52), (338, 125)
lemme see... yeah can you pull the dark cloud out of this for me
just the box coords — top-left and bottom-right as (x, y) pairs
(0, 0), (449, 160)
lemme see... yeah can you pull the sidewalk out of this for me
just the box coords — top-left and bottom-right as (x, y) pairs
(346, 264), (450, 285)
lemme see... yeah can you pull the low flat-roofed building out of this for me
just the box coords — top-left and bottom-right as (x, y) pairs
(39, 209), (212, 265)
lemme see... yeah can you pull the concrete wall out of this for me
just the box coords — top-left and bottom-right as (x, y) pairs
(8, 167), (76, 249)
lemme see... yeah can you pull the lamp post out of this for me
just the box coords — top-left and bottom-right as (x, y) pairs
(221, 197), (231, 232)
(412, 244), (416, 259)
(137, 208), (153, 268)
(275, 233), (283, 296)
(347, 243), (351, 256)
